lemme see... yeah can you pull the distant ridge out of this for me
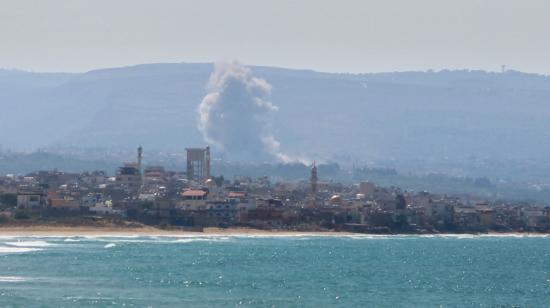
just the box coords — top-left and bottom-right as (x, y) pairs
(1, 62), (550, 168)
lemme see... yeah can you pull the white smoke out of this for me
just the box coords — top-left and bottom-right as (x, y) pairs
(198, 61), (294, 162)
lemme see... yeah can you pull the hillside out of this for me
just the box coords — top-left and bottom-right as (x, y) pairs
(1, 63), (550, 176)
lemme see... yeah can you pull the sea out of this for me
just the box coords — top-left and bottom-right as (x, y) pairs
(1, 234), (550, 307)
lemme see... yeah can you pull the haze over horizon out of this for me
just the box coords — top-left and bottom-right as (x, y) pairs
(2, 61), (549, 78)
(1, 0), (550, 74)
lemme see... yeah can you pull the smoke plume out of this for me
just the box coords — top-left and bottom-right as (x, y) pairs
(198, 61), (291, 162)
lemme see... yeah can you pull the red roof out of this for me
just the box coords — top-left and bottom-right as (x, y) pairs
(228, 191), (246, 198)
(181, 190), (207, 197)
(48, 190), (59, 199)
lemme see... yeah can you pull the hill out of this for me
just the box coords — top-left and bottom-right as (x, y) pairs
(1, 63), (550, 179)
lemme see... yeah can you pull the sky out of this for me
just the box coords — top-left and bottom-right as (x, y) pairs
(1, 0), (549, 74)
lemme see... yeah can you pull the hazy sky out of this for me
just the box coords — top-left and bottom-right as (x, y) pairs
(1, 0), (549, 74)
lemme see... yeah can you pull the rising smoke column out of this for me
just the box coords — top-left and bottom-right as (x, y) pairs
(198, 62), (291, 162)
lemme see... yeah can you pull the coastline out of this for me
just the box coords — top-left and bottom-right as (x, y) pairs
(0, 225), (548, 238)
(0, 226), (354, 237)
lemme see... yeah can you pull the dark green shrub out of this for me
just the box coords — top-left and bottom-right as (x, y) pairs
(14, 211), (30, 220)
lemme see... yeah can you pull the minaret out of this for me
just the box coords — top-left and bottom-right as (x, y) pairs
(137, 146), (143, 172)
(205, 146), (211, 180)
(138, 145), (143, 172)
(310, 161), (318, 200)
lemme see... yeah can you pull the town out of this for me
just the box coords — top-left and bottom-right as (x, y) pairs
(1, 146), (549, 234)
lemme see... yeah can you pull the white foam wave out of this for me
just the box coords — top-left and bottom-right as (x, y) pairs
(4, 241), (53, 247)
(104, 243), (116, 248)
(0, 276), (27, 282)
(173, 237), (231, 243)
(425, 233), (550, 239)
(1, 233), (546, 246)
(71, 236), (233, 244)
(452, 234), (475, 239)
(63, 238), (81, 242)
(0, 246), (42, 254)
(342, 235), (393, 240)
(83, 235), (140, 239)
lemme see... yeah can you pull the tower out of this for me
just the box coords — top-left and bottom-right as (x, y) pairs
(137, 146), (143, 173)
(137, 146), (143, 185)
(310, 161), (318, 198)
(186, 147), (211, 182)
(205, 146), (211, 180)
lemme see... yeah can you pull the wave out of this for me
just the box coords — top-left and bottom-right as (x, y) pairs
(4, 241), (53, 247)
(63, 238), (81, 242)
(104, 243), (116, 248)
(0, 246), (43, 254)
(0, 276), (27, 282)
(63, 236), (234, 244)
(2, 233), (548, 246)
(82, 235), (140, 239)
(173, 237), (231, 243)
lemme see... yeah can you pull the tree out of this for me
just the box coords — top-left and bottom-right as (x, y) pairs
(0, 194), (17, 208)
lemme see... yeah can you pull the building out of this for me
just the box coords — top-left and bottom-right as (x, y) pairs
(180, 189), (208, 210)
(50, 197), (80, 211)
(310, 161), (318, 197)
(89, 201), (124, 216)
(115, 147), (144, 192)
(116, 163), (142, 192)
(17, 188), (46, 210)
(206, 201), (238, 222)
(186, 147), (211, 182)
(308, 161), (318, 207)
(358, 182), (376, 196)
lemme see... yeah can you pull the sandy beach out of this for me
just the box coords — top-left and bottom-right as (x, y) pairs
(0, 225), (352, 237)
(0, 225), (547, 238)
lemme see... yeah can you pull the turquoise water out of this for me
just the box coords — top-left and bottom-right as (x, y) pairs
(1, 234), (550, 307)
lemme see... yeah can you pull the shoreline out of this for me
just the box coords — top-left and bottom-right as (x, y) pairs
(0, 226), (548, 237)
(0, 226), (353, 237)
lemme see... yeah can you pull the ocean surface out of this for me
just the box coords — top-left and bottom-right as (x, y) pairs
(1, 234), (550, 307)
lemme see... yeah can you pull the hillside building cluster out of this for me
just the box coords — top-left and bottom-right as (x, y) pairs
(1, 147), (549, 233)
